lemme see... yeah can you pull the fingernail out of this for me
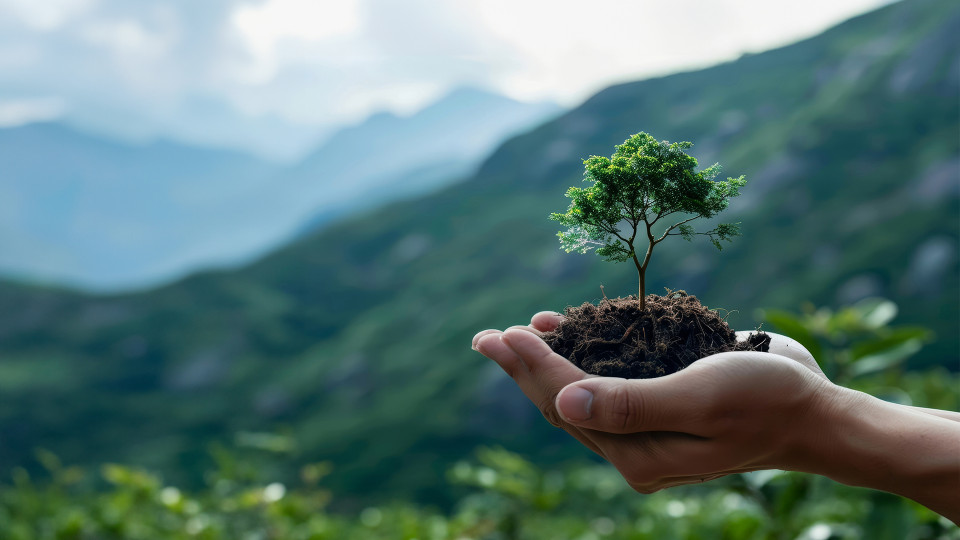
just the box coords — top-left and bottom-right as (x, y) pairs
(474, 335), (494, 356)
(558, 387), (593, 421)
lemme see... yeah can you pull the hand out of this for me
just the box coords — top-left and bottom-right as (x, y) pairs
(473, 313), (833, 491)
(473, 312), (960, 522)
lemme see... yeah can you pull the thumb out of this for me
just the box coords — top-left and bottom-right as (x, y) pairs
(555, 375), (709, 435)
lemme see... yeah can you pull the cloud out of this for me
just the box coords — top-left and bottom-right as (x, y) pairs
(0, 97), (66, 127)
(0, 0), (894, 158)
(77, 17), (180, 96)
(0, 0), (281, 151)
(0, 0), (97, 31)
(466, 0), (897, 103)
(231, 0), (363, 83)
(223, 0), (515, 122)
(79, 18), (175, 59)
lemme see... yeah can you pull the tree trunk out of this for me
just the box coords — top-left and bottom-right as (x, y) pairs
(635, 239), (654, 311)
(631, 252), (646, 310)
(638, 270), (646, 310)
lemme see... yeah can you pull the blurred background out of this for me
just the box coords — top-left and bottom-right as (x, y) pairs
(0, 0), (958, 538)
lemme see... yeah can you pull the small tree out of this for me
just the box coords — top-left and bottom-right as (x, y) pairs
(550, 133), (746, 310)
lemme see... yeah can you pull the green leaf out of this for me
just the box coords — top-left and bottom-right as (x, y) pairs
(853, 298), (898, 329)
(849, 327), (932, 360)
(849, 339), (924, 378)
(34, 448), (62, 474)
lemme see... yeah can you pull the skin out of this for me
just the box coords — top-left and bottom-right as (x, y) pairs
(472, 311), (960, 524)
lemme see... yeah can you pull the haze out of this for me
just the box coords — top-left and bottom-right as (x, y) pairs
(1, 0), (892, 161)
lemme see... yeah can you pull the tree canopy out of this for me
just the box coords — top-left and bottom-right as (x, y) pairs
(550, 132), (746, 309)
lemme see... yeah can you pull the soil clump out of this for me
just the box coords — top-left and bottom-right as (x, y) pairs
(543, 291), (770, 379)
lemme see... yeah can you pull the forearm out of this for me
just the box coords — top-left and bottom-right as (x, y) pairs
(800, 386), (960, 523)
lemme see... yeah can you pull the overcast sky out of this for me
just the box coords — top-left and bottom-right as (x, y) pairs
(0, 0), (894, 157)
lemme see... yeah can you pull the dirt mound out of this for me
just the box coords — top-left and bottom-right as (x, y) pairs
(543, 291), (769, 379)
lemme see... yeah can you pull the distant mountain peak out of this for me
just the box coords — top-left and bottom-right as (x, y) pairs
(433, 86), (516, 105)
(417, 86), (557, 118)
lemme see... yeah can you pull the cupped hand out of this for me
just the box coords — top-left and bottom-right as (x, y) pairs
(472, 314), (605, 457)
(472, 312), (835, 493)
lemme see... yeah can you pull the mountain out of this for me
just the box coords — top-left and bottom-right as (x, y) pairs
(61, 95), (328, 163)
(0, 123), (284, 289)
(288, 87), (562, 236)
(0, 0), (956, 508)
(0, 89), (559, 290)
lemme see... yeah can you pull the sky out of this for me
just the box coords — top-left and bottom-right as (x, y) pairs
(0, 0), (894, 160)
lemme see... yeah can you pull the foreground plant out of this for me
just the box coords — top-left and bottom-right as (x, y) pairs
(544, 133), (765, 378)
(550, 132), (745, 311)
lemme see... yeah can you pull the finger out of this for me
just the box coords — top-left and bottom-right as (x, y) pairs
(600, 430), (706, 482)
(472, 329), (501, 350)
(531, 311), (564, 332)
(474, 324), (545, 351)
(766, 333), (822, 377)
(648, 474), (728, 491)
(475, 332), (606, 456)
(555, 373), (711, 436)
(475, 332), (524, 378)
(607, 431), (762, 492)
(736, 331), (823, 377)
(644, 467), (763, 491)
(640, 472), (733, 492)
(498, 329), (592, 428)
(505, 324), (543, 337)
(500, 328), (581, 377)
(623, 436), (770, 480)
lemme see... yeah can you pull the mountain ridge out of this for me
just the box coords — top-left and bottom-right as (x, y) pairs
(0, 88), (559, 290)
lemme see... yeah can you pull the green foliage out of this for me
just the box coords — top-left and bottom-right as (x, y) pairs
(761, 297), (934, 386)
(0, 0), (957, 509)
(1, 299), (957, 539)
(3, 441), (957, 539)
(550, 133), (745, 301)
(551, 133), (745, 259)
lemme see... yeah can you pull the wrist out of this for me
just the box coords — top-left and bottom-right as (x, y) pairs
(796, 384), (960, 521)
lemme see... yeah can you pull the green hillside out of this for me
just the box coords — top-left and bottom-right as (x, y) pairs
(1, 0), (957, 508)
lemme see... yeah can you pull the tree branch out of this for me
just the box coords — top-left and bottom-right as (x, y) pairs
(638, 196), (652, 222)
(667, 230), (713, 237)
(597, 222), (617, 235)
(655, 215), (699, 244)
(648, 206), (663, 227)
(639, 220), (655, 271)
(612, 230), (631, 244)
(621, 200), (639, 226)
(649, 205), (683, 228)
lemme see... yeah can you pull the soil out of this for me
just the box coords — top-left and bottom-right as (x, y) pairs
(542, 291), (770, 379)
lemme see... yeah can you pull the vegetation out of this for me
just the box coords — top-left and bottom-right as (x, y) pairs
(2, 299), (957, 539)
(550, 133), (745, 308)
(0, 0), (956, 506)
(5, 447), (958, 540)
